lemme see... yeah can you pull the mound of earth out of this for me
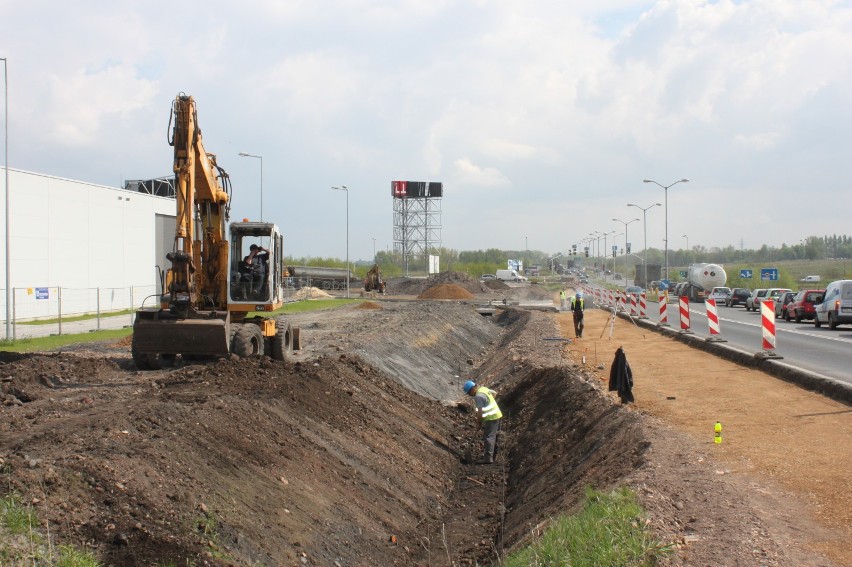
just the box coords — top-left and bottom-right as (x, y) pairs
(354, 301), (382, 310)
(291, 286), (332, 300)
(386, 271), (487, 296)
(417, 283), (475, 300)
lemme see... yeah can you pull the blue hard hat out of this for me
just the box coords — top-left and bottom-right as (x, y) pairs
(463, 380), (476, 394)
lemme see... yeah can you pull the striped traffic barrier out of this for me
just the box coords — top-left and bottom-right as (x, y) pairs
(679, 295), (693, 334)
(639, 292), (648, 319)
(757, 300), (783, 359)
(629, 293), (638, 316)
(705, 298), (727, 342)
(608, 288), (615, 308)
(658, 290), (669, 326)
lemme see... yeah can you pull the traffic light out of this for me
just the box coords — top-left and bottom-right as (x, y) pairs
(626, 243), (631, 254)
(584, 247), (589, 258)
(612, 248), (616, 258)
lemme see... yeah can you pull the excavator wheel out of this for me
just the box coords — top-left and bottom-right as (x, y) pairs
(131, 335), (176, 370)
(231, 324), (265, 358)
(270, 316), (293, 360)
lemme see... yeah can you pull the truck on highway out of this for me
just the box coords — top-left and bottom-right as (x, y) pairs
(680, 263), (727, 302)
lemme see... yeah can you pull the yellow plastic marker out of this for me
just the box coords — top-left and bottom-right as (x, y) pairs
(714, 421), (722, 444)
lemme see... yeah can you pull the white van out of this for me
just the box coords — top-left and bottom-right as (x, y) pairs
(495, 269), (521, 281)
(813, 279), (852, 329)
(800, 275), (821, 283)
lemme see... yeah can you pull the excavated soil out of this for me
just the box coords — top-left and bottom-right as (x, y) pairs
(417, 284), (475, 300)
(0, 274), (849, 566)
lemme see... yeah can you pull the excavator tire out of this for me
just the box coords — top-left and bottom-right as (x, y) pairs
(231, 324), (265, 358)
(131, 335), (176, 370)
(270, 316), (293, 360)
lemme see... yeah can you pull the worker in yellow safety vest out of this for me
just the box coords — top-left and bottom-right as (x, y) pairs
(463, 380), (503, 464)
(559, 289), (567, 310)
(570, 292), (585, 338)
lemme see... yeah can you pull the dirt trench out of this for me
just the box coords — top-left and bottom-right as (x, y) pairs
(1, 292), (841, 566)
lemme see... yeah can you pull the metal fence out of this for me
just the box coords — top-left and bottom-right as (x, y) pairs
(0, 285), (158, 340)
(0, 281), (346, 341)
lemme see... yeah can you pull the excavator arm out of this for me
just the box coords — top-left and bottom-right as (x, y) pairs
(167, 94), (231, 314)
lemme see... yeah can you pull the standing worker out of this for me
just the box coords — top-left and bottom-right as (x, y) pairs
(463, 380), (503, 464)
(571, 292), (585, 338)
(559, 289), (567, 310)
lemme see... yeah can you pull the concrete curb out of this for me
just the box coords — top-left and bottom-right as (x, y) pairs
(603, 306), (852, 406)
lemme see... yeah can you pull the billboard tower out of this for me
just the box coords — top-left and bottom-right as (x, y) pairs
(391, 181), (443, 275)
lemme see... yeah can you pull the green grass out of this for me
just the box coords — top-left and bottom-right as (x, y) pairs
(1, 493), (101, 566)
(16, 309), (134, 326)
(503, 487), (671, 567)
(0, 328), (133, 353)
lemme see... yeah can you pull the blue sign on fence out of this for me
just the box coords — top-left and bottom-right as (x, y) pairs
(740, 269), (753, 279)
(35, 287), (49, 300)
(760, 268), (779, 281)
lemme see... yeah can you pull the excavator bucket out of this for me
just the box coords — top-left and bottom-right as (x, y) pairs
(132, 310), (230, 356)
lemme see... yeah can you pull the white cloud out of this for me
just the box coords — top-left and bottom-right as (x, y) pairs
(2, 0), (851, 259)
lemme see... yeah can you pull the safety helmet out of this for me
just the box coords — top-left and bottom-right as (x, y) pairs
(576, 293), (582, 298)
(463, 380), (476, 394)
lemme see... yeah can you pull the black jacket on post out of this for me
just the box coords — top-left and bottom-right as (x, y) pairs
(608, 347), (634, 404)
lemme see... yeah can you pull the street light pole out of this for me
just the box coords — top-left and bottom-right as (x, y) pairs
(1, 57), (9, 340)
(682, 234), (689, 264)
(643, 178), (689, 285)
(238, 152), (263, 221)
(372, 237), (376, 262)
(612, 218), (640, 287)
(331, 185), (349, 297)
(627, 202), (661, 287)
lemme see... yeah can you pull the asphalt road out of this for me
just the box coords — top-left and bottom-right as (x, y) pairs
(599, 291), (852, 385)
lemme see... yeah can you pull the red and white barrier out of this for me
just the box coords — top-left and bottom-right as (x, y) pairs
(705, 299), (727, 342)
(658, 291), (669, 326)
(608, 288), (615, 308)
(761, 300), (777, 352)
(639, 292), (648, 319)
(629, 293), (638, 316)
(679, 295), (693, 333)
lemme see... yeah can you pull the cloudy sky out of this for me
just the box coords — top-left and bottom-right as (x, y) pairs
(2, 0), (851, 262)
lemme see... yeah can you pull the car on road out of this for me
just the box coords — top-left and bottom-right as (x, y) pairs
(479, 274), (496, 281)
(814, 279), (852, 329)
(774, 291), (796, 318)
(724, 287), (751, 307)
(746, 289), (768, 311)
(783, 289), (824, 322)
(764, 288), (793, 311)
(625, 285), (644, 295)
(707, 286), (731, 304)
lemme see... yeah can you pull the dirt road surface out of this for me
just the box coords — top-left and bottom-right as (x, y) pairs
(1, 273), (849, 566)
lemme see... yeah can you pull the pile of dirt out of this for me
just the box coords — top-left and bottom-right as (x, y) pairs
(291, 287), (332, 300)
(417, 283), (475, 300)
(483, 279), (509, 290)
(387, 271), (487, 296)
(354, 301), (382, 310)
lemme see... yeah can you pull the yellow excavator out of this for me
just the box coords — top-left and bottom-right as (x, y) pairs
(132, 93), (300, 369)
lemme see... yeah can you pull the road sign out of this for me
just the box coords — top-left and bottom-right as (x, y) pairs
(679, 271), (687, 278)
(659, 279), (670, 290)
(760, 268), (779, 281)
(740, 269), (753, 279)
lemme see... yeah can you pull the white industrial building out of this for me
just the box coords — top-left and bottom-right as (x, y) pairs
(0, 167), (176, 333)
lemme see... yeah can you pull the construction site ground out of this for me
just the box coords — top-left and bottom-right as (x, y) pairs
(1, 272), (850, 566)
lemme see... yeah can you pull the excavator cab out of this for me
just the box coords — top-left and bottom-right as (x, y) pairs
(228, 221), (284, 309)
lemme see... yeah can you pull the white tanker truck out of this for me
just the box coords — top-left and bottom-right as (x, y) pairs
(682, 263), (727, 302)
